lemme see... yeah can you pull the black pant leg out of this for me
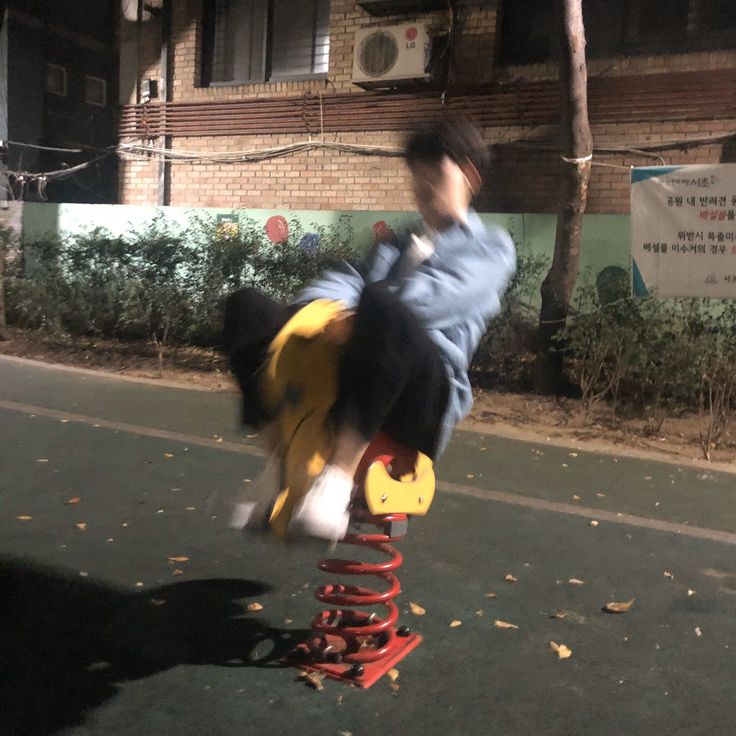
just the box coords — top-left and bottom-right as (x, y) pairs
(223, 288), (293, 428)
(334, 282), (449, 458)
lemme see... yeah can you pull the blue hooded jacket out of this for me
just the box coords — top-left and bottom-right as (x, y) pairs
(294, 210), (516, 455)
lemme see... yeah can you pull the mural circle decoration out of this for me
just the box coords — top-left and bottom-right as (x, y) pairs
(372, 220), (395, 244)
(265, 215), (289, 244)
(298, 233), (321, 256)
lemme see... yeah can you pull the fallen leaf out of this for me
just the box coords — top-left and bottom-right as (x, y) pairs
(66, 497), (81, 505)
(79, 571), (89, 577)
(568, 578), (585, 585)
(149, 598), (166, 606)
(550, 641), (572, 659)
(590, 520), (599, 527)
(164, 453), (175, 458)
(409, 602), (426, 616)
(572, 494), (581, 501)
(494, 619), (518, 630)
(299, 670), (325, 691)
(688, 589), (696, 597)
(172, 568), (184, 576)
(603, 598), (635, 614)
(75, 522), (87, 531)
(216, 437), (224, 443)
(695, 627), (702, 637)
(36, 458), (49, 463)
(387, 668), (399, 683)
(284, 618), (293, 625)
(168, 556), (189, 563)
(664, 571), (674, 580)
(645, 476), (652, 480)
(247, 602), (264, 612)
(135, 582), (144, 588)
(596, 492), (606, 498)
(484, 592), (497, 598)
(569, 452), (578, 458)
(449, 620), (462, 628)
(476, 609), (484, 616)
(17, 515), (33, 521)
(550, 610), (587, 624)
(185, 506), (196, 511)
(504, 574), (517, 583)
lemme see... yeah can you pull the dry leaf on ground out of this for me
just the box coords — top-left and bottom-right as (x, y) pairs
(449, 620), (462, 628)
(17, 515), (33, 521)
(484, 592), (497, 598)
(75, 522), (87, 530)
(550, 641), (573, 659)
(409, 602), (426, 616)
(164, 453), (174, 458)
(168, 556), (189, 563)
(664, 571), (674, 580)
(504, 574), (518, 583)
(550, 610), (587, 624)
(568, 578), (585, 585)
(603, 598), (635, 614)
(494, 620), (519, 630)
(299, 670), (326, 691)
(36, 459), (49, 463)
(66, 497), (80, 505)
(172, 568), (184, 576)
(590, 520), (599, 527)
(387, 668), (399, 683)
(246, 602), (264, 612)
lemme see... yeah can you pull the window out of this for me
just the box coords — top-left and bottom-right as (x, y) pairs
(699, 0), (736, 33)
(632, 0), (689, 46)
(46, 63), (67, 96)
(498, 0), (736, 66)
(85, 76), (108, 106)
(201, 0), (330, 86)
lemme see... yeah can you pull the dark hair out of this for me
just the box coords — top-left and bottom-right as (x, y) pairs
(404, 117), (489, 175)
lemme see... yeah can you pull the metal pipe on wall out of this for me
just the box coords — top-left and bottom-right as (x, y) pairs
(158, 0), (172, 206)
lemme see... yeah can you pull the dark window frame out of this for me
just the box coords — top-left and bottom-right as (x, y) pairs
(201, 0), (330, 87)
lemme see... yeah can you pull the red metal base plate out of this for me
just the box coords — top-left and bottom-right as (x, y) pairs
(286, 633), (422, 689)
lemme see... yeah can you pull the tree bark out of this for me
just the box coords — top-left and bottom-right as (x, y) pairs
(0, 245), (10, 340)
(537, 0), (593, 392)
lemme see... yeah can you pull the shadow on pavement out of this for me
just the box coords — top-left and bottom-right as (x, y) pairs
(0, 556), (309, 736)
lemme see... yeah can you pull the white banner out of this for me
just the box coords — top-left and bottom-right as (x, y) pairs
(631, 164), (736, 298)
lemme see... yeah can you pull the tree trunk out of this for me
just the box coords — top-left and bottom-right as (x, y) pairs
(537, 0), (593, 392)
(0, 244), (9, 341)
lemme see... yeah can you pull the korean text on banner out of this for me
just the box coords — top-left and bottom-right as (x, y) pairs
(631, 164), (736, 298)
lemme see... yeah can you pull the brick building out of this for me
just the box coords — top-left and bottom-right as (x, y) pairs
(118, 0), (736, 213)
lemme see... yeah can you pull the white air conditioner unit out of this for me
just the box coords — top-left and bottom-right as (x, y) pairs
(352, 23), (431, 88)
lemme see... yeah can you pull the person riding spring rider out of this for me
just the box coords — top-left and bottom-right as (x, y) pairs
(224, 118), (517, 543)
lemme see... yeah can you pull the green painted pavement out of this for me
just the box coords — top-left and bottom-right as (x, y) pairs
(1, 357), (736, 735)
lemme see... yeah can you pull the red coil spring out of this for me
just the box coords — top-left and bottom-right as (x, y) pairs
(306, 510), (408, 664)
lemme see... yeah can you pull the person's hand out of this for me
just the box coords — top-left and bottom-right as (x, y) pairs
(323, 310), (355, 345)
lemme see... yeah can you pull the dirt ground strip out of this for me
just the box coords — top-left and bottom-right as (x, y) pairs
(1, 329), (735, 468)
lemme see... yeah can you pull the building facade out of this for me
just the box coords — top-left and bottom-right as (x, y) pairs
(1, 0), (118, 203)
(118, 0), (736, 213)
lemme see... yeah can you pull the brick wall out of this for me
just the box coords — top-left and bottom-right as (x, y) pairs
(119, 1), (736, 214)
